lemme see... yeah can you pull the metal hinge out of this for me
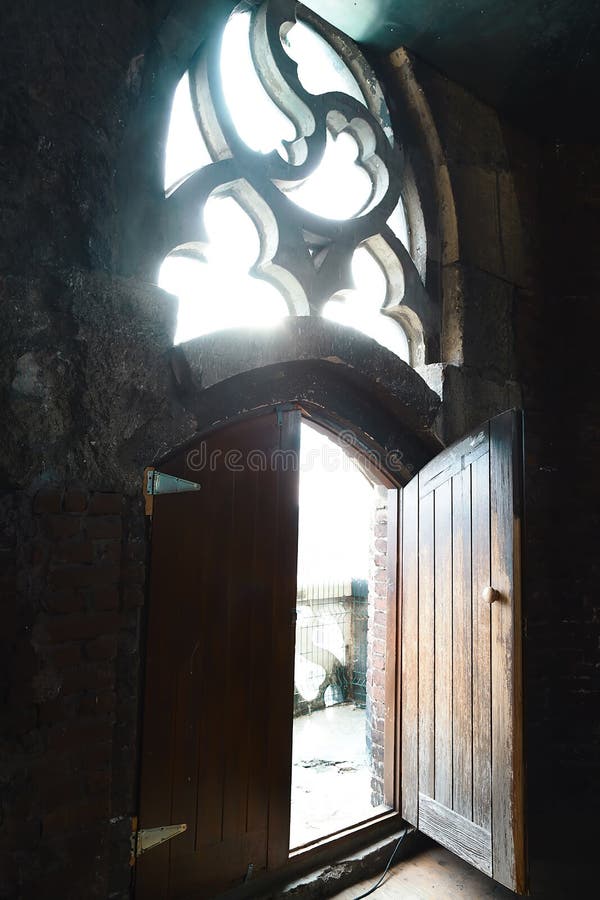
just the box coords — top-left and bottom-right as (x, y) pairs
(143, 466), (201, 516)
(130, 817), (187, 862)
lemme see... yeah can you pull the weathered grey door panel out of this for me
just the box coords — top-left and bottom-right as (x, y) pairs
(400, 411), (526, 893)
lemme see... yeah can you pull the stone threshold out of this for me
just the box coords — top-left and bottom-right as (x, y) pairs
(217, 828), (424, 900)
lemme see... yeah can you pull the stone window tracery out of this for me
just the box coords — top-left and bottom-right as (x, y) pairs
(159, 0), (433, 365)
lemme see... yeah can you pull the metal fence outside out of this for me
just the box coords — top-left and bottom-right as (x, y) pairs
(293, 579), (369, 716)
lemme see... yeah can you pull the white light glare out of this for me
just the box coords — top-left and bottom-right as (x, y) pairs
(159, 196), (288, 344)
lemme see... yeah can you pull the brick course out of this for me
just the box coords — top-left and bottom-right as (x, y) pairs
(366, 486), (391, 806)
(0, 489), (146, 899)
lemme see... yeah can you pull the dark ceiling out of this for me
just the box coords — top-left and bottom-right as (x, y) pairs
(307, 0), (600, 139)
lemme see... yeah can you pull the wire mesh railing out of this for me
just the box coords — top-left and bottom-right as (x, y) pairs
(293, 579), (369, 716)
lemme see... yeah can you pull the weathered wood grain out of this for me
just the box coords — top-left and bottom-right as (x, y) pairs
(490, 412), (526, 893)
(451, 464), (473, 820)
(418, 793), (492, 876)
(401, 474), (419, 826)
(433, 478), (453, 809)
(471, 449), (492, 832)
(418, 489), (435, 798)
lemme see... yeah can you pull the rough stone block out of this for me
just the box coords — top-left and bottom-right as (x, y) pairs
(122, 586), (144, 609)
(33, 611), (122, 644)
(49, 564), (120, 590)
(85, 635), (118, 661)
(63, 491), (88, 513)
(461, 266), (516, 379)
(33, 490), (63, 515)
(42, 589), (86, 614)
(90, 587), (120, 611)
(41, 515), (81, 540)
(61, 662), (116, 696)
(94, 540), (122, 565)
(451, 164), (503, 277)
(53, 541), (95, 565)
(498, 170), (535, 287)
(85, 517), (122, 540)
(413, 57), (510, 169)
(79, 691), (117, 717)
(89, 493), (123, 516)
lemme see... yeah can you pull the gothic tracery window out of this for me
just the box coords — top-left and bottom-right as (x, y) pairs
(159, 0), (430, 364)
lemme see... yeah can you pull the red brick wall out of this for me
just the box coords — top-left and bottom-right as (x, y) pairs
(366, 486), (389, 806)
(0, 489), (146, 900)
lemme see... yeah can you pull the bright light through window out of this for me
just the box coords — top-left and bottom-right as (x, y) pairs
(322, 248), (410, 362)
(282, 20), (366, 105)
(220, 11), (295, 157)
(160, 4), (413, 360)
(323, 297), (410, 362)
(297, 422), (373, 584)
(164, 74), (213, 194)
(285, 129), (372, 219)
(159, 196), (288, 344)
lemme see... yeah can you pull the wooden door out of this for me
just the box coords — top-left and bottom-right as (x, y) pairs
(400, 411), (526, 893)
(136, 409), (301, 899)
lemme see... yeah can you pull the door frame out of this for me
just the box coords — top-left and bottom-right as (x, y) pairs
(288, 409), (403, 860)
(135, 400), (422, 898)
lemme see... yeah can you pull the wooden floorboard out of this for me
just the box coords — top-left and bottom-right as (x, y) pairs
(330, 844), (517, 899)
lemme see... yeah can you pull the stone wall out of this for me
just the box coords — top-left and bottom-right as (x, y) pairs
(516, 141), (600, 858)
(0, 1), (598, 897)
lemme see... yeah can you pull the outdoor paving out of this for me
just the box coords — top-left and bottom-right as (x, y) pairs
(289, 702), (387, 849)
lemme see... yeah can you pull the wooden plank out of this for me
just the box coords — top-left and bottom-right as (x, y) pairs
(170, 488), (212, 858)
(471, 451), (492, 831)
(400, 474), (419, 826)
(193, 470), (232, 848)
(383, 488), (399, 808)
(245, 462), (278, 840)
(433, 478), (453, 809)
(419, 427), (488, 499)
(418, 488), (435, 799)
(221, 467), (259, 842)
(266, 409), (301, 868)
(418, 793), (492, 876)
(490, 412), (526, 893)
(451, 465), (472, 820)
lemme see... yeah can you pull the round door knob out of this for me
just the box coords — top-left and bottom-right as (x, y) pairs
(482, 586), (500, 604)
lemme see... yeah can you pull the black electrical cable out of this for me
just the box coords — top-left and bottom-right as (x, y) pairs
(351, 826), (414, 899)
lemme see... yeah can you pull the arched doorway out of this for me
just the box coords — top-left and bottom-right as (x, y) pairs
(135, 403), (405, 898)
(134, 399), (526, 899)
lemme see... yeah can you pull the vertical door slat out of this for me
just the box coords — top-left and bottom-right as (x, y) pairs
(170, 485), (212, 857)
(471, 450), (492, 831)
(433, 479), (453, 808)
(418, 489), (435, 798)
(452, 465), (473, 820)
(490, 414), (526, 892)
(222, 469), (260, 841)
(400, 475), (419, 825)
(194, 476), (233, 847)
(266, 410), (301, 869)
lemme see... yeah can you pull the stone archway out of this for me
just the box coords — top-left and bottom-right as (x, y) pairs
(153, 317), (443, 484)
